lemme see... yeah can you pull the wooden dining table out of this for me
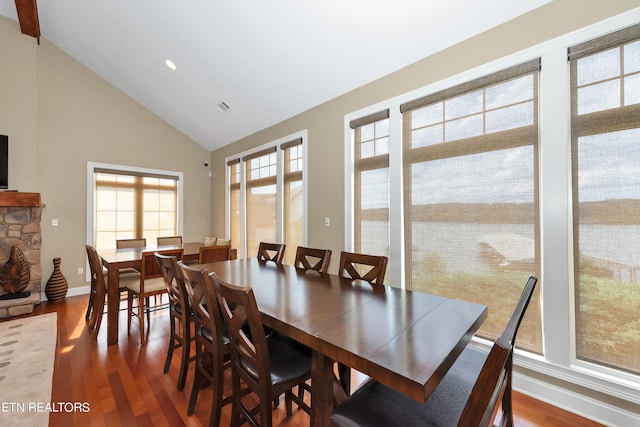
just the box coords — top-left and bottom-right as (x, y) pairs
(197, 258), (488, 427)
(99, 242), (237, 346)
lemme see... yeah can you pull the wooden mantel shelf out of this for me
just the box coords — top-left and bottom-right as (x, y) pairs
(0, 192), (41, 207)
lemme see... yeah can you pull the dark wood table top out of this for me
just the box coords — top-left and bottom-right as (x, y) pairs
(100, 241), (204, 267)
(197, 258), (488, 425)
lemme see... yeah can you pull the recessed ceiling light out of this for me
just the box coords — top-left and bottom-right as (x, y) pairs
(164, 59), (177, 71)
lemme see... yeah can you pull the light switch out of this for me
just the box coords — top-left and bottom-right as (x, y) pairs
(52, 218), (59, 227)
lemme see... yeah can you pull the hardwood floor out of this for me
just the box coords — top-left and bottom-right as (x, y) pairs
(17, 295), (603, 426)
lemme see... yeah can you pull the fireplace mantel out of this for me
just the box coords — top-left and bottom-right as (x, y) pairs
(0, 192), (41, 207)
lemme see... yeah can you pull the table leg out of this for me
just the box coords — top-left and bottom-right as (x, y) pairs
(311, 350), (334, 427)
(107, 269), (120, 346)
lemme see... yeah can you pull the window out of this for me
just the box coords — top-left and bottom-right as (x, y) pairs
(245, 147), (278, 256)
(228, 159), (244, 258)
(282, 139), (304, 265)
(89, 164), (181, 250)
(227, 133), (306, 261)
(401, 60), (541, 352)
(351, 110), (390, 279)
(570, 24), (640, 375)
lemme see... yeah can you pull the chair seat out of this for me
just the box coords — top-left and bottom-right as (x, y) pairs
(125, 276), (166, 294)
(331, 346), (487, 427)
(239, 333), (311, 387)
(200, 325), (230, 347)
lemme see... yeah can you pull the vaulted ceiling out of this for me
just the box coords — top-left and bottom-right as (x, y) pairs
(0, 0), (550, 151)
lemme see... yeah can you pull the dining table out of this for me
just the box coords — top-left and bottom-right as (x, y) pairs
(197, 258), (488, 427)
(99, 242), (237, 346)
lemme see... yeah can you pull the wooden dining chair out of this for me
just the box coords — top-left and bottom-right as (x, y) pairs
(155, 252), (194, 391)
(126, 248), (183, 345)
(179, 262), (234, 427)
(212, 273), (311, 427)
(116, 238), (147, 275)
(157, 236), (182, 246)
(331, 276), (538, 427)
(198, 244), (231, 264)
(294, 246), (332, 273)
(257, 242), (286, 264)
(337, 250), (389, 394)
(85, 245), (107, 336)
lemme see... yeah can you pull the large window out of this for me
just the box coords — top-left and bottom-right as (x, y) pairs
(344, 15), (640, 421)
(227, 133), (306, 262)
(89, 164), (181, 250)
(401, 60), (541, 352)
(570, 24), (640, 375)
(351, 110), (390, 279)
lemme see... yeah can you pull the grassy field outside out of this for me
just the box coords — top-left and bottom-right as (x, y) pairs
(412, 266), (543, 354)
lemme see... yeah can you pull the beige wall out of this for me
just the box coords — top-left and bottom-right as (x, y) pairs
(211, 0), (640, 273)
(0, 16), (212, 291)
(210, 0), (640, 418)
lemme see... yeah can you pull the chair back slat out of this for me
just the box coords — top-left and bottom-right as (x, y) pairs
(180, 263), (226, 351)
(294, 246), (332, 273)
(213, 275), (269, 388)
(154, 252), (186, 308)
(157, 236), (183, 246)
(85, 244), (107, 334)
(116, 238), (146, 249)
(338, 251), (388, 285)
(257, 242), (286, 264)
(458, 276), (538, 427)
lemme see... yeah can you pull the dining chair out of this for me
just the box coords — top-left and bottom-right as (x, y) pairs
(126, 248), (183, 345)
(198, 244), (231, 264)
(155, 252), (194, 391)
(294, 246), (332, 273)
(179, 262), (234, 427)
(116, 238), (147, 275)
(257, 242), (286, 264)
(336, 250), (389, 394)
(331, 276), (538, 427)
(157, 236), (183, 246)
(212, 273), (311, 427)
(85, 245), (107, 335)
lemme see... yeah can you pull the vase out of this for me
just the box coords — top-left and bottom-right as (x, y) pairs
(45, 257), (68, 302)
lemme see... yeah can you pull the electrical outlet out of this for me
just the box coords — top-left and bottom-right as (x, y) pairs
(324, 217), (330, 227)
(77, 267), (84, 275)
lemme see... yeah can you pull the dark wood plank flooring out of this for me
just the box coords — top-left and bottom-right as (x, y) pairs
(10, 295), (603, 426)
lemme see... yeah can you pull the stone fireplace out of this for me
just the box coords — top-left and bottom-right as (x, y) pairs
(0, 192), (42, 317)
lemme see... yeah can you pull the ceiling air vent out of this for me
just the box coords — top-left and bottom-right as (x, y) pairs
(216, 102), (230, 113)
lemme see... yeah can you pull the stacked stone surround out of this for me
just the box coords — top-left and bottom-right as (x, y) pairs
(0, 204), (42, 318)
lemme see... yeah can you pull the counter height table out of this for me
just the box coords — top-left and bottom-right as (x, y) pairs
(197, 258), (488, 427)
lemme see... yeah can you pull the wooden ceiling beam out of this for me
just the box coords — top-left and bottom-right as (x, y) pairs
(14, 0), (40, 44)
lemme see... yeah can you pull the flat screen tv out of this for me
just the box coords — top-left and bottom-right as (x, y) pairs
(0, 135), (7, 189)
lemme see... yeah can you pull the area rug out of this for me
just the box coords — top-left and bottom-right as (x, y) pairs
(0, 312), (57, 427)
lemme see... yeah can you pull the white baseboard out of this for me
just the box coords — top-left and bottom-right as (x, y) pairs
(514, 372), (640, 427)
(40, 285), (90, 301)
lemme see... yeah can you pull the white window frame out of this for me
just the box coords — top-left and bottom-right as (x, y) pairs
(85, 161), (184, 255)
(345, 8), (640, 423)
(225, 130), (308, 259)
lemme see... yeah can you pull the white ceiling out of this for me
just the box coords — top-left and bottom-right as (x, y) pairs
(0, 0), (550, 151)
